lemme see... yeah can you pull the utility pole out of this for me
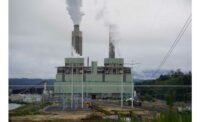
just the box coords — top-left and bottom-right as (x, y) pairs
(124, 61), (141, 108)
(131, 61), (134, 108)
(81, 65), (84, 108)
(71, 37), (74, 110)
(121, 69), (123, 108)
(71, 63), (74, 109)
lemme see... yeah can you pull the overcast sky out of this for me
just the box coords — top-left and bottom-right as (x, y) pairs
(9, 0), (191, 79)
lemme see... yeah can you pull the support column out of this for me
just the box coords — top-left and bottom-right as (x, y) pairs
(81, 66), (84, 108)
(121, 71), (123, 108)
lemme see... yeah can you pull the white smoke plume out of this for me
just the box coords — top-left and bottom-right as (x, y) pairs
(71, 47), (82, 57)
(95, 0), (120, 45)
(95, 0), (121, 57)
(66, 0), (84, 25)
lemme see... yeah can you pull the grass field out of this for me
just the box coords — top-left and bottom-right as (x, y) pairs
(9, 102), (51, 116)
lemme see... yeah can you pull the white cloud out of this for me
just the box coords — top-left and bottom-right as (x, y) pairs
(9, 0), (191, 78)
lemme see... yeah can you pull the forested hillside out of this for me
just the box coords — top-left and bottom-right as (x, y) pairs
(135, 69), (191, 102)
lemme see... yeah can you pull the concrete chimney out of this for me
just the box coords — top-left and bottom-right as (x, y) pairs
(72, 25), (82, 56)
(109, 30), (115, 58)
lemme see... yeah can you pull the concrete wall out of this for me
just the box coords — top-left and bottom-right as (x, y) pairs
(86, 74), (102, 82)
(54, 81), (133, 94)
(104, 58), (124, 64)
(65, 58), (84, 64)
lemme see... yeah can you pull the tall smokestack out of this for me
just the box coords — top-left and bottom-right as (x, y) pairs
(72, 25), (82, 56)
(109, 29), (115, 58)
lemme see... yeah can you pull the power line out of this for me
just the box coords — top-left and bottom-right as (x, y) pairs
(153, 14), (192, 76)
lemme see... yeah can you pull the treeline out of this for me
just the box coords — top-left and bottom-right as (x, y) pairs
(135, 69), (191, 102)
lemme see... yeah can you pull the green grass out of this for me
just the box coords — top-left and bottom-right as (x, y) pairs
(9, 102), (51, 116)
(109, 111), (191, 122)
(150, 111), (191, 122)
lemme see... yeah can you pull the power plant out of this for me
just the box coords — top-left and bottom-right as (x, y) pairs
(9, 1), (192, 121)
(54, 24), (134, 109)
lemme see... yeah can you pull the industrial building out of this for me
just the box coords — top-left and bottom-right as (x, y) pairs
(54, 25), (133, 108)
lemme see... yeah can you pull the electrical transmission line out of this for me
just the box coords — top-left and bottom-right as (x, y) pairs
(153, 14), (192, 76)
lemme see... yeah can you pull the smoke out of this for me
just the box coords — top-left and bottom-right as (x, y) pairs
(71, 47), (82, 57)
(66, 0), (84, 25)
(95, 1), (107, 21)
(94, 0), (121, 57)
(109, 24), (120, 45)
(95, 1), (120, 45)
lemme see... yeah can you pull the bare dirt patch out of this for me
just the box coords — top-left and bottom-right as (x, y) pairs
(10, 111), (92, 122)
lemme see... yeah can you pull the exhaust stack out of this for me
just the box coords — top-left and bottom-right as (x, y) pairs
(109, 30), (115, 58)
(72, 25), (82, 56)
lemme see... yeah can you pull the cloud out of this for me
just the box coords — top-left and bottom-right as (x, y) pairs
(9, 0), (191, 78)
